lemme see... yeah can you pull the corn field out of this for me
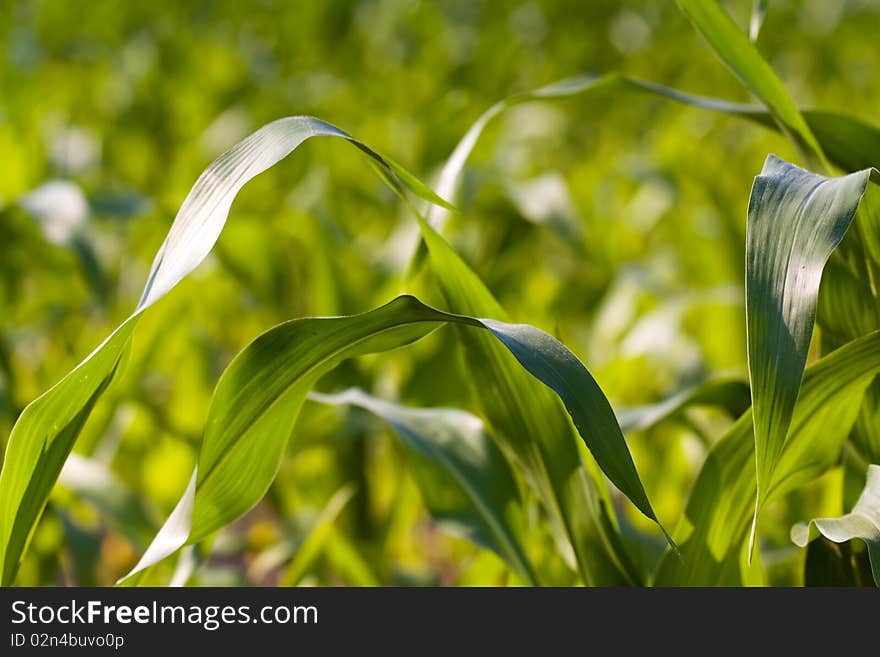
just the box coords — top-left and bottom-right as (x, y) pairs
(1, 0), (878, 587)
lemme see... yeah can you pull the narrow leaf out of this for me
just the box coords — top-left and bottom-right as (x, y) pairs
(414, 215), (646, 584)
(749, 0), (767, 43)
(480, 317), (665, 535)
(410, 70), (880, 278)
(746, 157), (879, 548)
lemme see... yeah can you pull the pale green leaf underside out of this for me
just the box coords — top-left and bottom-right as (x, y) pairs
(310, 388), (537, 584)
(746, 157), (879, 545)
(0, 116), (451, 585)
(791, 464), (880, 586)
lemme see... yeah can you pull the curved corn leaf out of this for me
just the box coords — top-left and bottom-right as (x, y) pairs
(654, 331), (880, 585)
(746, 157), (879, 551)
(122, 293), (656, 581)
(616, 377), (750, 435)
(791, 464), (880, 586)
(0, 116), (452, 585)
(415, 0), (880, 251)
(414, 215), (648, 585)
(676, 0), (829, 170)
(425, 75), (609, 234)
(309, 389), (537, 584)
(423, 72), (878, 241)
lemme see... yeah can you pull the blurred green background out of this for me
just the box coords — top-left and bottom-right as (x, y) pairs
(1, 0), (878, 585)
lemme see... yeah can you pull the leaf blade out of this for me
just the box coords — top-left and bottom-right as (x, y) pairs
(123, 293), (656, 582)
(745, 157), (877, 542)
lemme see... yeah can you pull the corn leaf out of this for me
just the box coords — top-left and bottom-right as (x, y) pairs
(409, 70), (879, 283)
(309, 388), (537, 584)
(123, 293), (659, 582)
(423, 72), (879, 241)
(791, 464), (880, 586)
(415, 215), (651, 584)
(0, 116), (452, 585)
(654, 330), (880, 585)
(745, 157), (879, 549)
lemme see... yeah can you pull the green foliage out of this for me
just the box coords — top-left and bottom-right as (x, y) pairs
(2, 0), (879, 587)
(745, 158), (879, 550)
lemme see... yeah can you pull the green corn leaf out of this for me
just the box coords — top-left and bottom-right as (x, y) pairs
(122, 293), (660, 582)
(408, 71), (879, 279)
(414, 215), (650, 585)
(0, 338), (131, 586)
(654, 330), (880, 585)
(424, 75), (608, 235)
(0, 116), (453, 585)
(746, 157), (879, 551)
(309, 388), (537, 584)
(422, 72), (878, 240)
(676, 0), (829, 170)
(616, 377), (751, 435)
(791, 464), (880, 586)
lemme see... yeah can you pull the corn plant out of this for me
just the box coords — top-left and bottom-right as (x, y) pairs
(1, 0), (878, 586)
